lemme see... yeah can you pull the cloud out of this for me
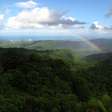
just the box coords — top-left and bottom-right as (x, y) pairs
(0, 14), (4, 28)
(90, 21), (104, 30)
(6, 0), (86, 30)
(0, 14), (4, 21)
(90, 21), (112, 31)
(106, 8), (112, 17)
(16, 0), (37, 9)
(6, 5), (85, 29)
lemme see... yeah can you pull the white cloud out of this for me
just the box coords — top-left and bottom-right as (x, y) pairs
(90, 21), (104, 30)
(6, 5), (85, 29)
(0, 14), (4, 22)
(5, 0), (86, 30)
(0, 14), (4, 28)
(16, 0), (37, 9)
(90, 21), (112, 32)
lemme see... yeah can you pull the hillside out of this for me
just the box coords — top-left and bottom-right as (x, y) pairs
(0, 38), (112, 56)
(92, 38), (112, 51)
(86, 52), (112, 61)
(0, 48), (112, 112)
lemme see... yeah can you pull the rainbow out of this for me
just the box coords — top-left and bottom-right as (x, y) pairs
(79, 35), (103, 52)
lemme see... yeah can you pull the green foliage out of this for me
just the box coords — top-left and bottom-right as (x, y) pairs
(85, 98), (107, 112)
(101, 95), (112, 112)
(0, 48), (111, 112)
(0, 95), (24, 112)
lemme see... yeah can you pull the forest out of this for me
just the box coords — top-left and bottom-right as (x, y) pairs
(0, 48), (112, 112)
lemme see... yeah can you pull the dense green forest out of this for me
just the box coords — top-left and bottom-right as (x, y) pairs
(0, 48), (112, 112)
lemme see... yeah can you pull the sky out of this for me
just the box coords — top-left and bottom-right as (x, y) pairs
(0, 0), (112, 40)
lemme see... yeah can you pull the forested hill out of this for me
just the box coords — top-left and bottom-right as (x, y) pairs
(85, 52), (112, 62)
(0, 38), (112, 56)
(0, 48), (112, 112)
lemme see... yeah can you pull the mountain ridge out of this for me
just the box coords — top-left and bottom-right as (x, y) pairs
(0, 38), (112, 56)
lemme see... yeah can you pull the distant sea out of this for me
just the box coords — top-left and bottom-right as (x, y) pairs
(0, 35), (82, 41)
